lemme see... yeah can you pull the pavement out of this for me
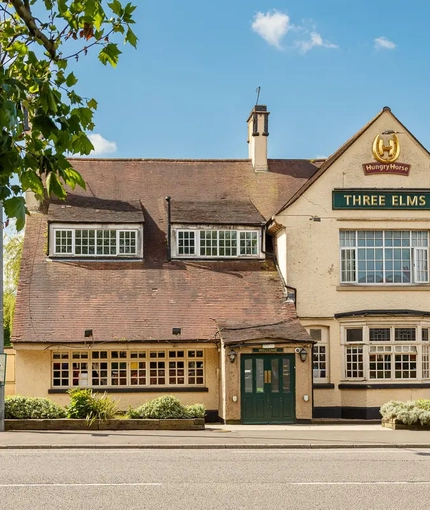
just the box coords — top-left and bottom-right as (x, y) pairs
(1, 423), (430, 449)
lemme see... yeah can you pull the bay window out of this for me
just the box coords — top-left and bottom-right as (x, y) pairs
(343, 324), (430, 381)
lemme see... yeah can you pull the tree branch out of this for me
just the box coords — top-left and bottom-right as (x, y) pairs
(9, 0), (57, 59)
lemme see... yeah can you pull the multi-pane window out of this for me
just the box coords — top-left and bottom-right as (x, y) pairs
(53, 228), (140, 257)
(343, 325), (430, 381)
(52, 350), (205, 388)
(309, 328), (329, 382)
(175, 229), (260, 258)
(340, 231), (429, 284)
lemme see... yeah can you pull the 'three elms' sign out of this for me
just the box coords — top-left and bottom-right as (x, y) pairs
(333, 189), (430, 210)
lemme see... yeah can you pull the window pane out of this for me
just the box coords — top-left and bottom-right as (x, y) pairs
(55, 230), (73, 254)
(345, 346), (363, 378)
(97, 230), (117, 255)
(239, 231), (258, 256)
(244, 359), (253, 393)
(119, 230), (137, 255)
(346, 329), (363, 342)
(395, 328), (416, 342)
(313, 344), (327, 379)
(369, 328), (390, 342)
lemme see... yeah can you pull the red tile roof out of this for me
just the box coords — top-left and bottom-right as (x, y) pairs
(13, 158), (317, 344)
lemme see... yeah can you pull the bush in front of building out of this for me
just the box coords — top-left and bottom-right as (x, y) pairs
(128, 395), (205, 419)
(67, 388), (118, 422)
(5, 395), (67, 419)
(380, 399), (430, 426)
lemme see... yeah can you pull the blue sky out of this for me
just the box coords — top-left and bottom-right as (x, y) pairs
(71, 1), (430, 160)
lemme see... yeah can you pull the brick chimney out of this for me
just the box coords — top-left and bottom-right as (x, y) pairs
(247, 105), (270, 171)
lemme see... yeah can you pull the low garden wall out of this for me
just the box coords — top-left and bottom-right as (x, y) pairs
(6, 418), (205, 431)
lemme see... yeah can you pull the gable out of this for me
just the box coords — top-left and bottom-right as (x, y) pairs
(278, 107), (430, 216)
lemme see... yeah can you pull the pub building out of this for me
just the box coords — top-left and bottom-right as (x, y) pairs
(273, 106), (430, 419)
(11, 104), (430, 423)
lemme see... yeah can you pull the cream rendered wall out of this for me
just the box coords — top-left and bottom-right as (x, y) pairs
(275, 110), (430, 409)
(276, 111), (430, 318)
(5, 347), (16, 396)
(14, 343), (219, 412)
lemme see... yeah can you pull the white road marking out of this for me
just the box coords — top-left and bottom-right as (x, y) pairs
(0, 483), (162, 488)
(290, 481), (430, 485)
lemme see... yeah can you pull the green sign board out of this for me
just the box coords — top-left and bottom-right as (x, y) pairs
(0, 353), (7, 385)
(333, 189), (430, 210)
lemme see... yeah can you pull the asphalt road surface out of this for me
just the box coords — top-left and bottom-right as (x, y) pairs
(1, 448), (430, 509)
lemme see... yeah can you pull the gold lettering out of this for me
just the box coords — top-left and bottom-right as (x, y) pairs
(363, 195), (371, 206)
(399, 195), (406, 206)
(344, 195), (352, 205)
(353, 196), (361, 206)
(392, 195), (399, 206)
(379, 195), (386, 206)
(419, 196), (426, 206)
(407, 196), (418, 206)
(371, 195), (378, 206)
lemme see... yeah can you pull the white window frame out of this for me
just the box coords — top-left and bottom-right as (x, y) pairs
(307, 327), (329, 383)
(339, 230), (429, 285)
(50, 223), (143, 258)
(341, 323), (430, 382)
(52, 349), (205, 388)
(173, 226), (263, 259)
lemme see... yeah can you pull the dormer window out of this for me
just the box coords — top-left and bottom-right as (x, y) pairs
(50, 223), (143, 258)
(173, 228), (261, 259)
(169, 199), (266, 259)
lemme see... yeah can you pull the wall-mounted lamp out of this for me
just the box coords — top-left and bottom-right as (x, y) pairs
(299, 348), (308, 363)
(228, 349), (237, 363)
(84, 329), (93, 338)
(172, 328), (181, 336)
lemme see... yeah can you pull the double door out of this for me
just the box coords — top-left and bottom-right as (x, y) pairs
(241, 354), (295, 424)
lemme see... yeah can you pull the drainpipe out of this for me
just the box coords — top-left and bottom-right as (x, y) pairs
(165, 196), (171, 261)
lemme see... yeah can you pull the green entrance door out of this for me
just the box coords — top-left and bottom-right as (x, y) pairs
(240, 354), (295, 424)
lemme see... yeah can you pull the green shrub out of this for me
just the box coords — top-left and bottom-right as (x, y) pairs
(380, 400), (430, 426)
(67, 388), (118, 422)
(5, 396), (67, 419)
(184, 403), (206, 418)
(128, 395), (205, 419)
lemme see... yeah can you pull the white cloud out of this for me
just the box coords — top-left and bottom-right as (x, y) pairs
(88, 133), (117, 155)
(251, 10), (291, 49)
(295, 32), (338, 53)
(374, 36), (395, 50)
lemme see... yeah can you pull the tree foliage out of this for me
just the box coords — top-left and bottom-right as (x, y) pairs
(0, 1), (137, 230)
(3, 230), (23, 345)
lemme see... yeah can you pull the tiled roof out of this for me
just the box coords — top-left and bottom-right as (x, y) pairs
(49, 196), (144, 223)
(171, 199), (265, 225)
(13, 158), (318, 344)
(218, 319), (314, 344)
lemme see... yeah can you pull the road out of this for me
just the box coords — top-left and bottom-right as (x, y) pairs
(1, 448), (430, 509)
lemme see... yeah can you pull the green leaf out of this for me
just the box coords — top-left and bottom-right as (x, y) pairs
(98, 43), (122, 67)
(125, 28), (138, 48)
(64, 167), (87, 190)
(87, 98), (98, 109)
(21, 171), (45, 195)
(46, 172), (67, 199)
(4, 197), (27, 231)
(65, 72), (78, 87)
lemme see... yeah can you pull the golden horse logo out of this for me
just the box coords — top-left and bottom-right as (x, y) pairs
(372, 133), (400, 163)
